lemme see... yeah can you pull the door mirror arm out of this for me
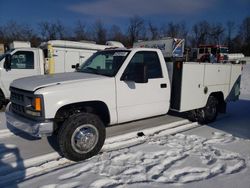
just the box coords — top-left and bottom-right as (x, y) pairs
(4, 54), (11, 71)
(72, 63), (80, 70)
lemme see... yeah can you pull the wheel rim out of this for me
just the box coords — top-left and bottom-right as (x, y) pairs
(71, 124), (99, 154)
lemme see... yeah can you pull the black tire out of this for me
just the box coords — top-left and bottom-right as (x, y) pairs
(0, 101), (4, 110)
(197, 96), (218, 124)
(187, 110), (197, 122)
(58, 112), (105, 161)
(0, 92), (5, 110)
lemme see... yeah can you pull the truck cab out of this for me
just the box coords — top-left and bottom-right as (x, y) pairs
(0, 48), (44, 108)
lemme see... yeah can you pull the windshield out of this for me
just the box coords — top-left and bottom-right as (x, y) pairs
(78, 50), (130, 77)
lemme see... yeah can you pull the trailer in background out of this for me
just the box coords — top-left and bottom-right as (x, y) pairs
(39, 40), (124, 74)
(133, 37), (185, 59)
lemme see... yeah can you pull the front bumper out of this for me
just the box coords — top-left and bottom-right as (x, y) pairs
(6, 103), (54, 138)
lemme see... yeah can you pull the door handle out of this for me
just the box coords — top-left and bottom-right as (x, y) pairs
(161, 83), (167, 88)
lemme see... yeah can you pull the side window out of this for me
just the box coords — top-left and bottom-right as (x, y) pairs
(124, 51), (162, 79)
(11, 51), (34, 69)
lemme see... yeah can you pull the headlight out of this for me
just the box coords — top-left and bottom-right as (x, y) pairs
(25, 109), (41, 117)
(25, 96), (43, 117)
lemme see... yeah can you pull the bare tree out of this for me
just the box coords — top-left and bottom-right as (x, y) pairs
(74, 20), (88, 41)
(92, 20), (107, 44)
(163, 22), (178, 38)
(239, 17), (250, 44)
(148, 21), (159, 40)
(127, 15), (146, 45)
(54, 20), (66, 39)
(191, 21), (211, 47)
(238, 16), (250, 55)
(0, 21), (36, 44)
(161, 22), (188, 39)
(109, 24), (125, 41)
(39, 21), (66, 41)
(226, 21), (235, 50)
(209, 23), (225, 44)
(0, 25), (4, 43)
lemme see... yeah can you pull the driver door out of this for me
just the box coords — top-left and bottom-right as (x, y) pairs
(116, 51), (170, 123)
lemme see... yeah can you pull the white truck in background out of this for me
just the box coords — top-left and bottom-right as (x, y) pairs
(6, 39), (242, 161)
(0, 40), (124, 109)
(227, 53), (246, 64)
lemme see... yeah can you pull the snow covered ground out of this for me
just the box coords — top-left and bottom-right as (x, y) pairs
(1, 63), (250, 188)
(19, 127), (250, 188)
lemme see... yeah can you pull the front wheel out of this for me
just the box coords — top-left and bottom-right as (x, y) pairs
(0, 92), (6, 110)
(58, 112), (105, 161)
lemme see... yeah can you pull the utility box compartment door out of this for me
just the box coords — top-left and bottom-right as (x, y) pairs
(170, 62), (206, 112)
(204, 64), (231, 86)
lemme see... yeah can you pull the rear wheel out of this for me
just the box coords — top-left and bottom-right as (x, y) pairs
(202, 96), (218, 123)
(58, 112), (105, 161)
(188, 96), (218, 124)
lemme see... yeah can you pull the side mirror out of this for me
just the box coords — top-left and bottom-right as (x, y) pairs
(72, 63), (80, 70)
(4, 54), (11, 70)
(121, 63), (148, 83)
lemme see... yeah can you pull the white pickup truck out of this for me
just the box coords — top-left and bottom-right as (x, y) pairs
(6, 48), (242, 161)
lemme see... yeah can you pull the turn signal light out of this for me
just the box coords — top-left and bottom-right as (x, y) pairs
(34, 97), (42, 111)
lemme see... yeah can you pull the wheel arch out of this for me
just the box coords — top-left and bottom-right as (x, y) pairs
(54, 100), (111, 131)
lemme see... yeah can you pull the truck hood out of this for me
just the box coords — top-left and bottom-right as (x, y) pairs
(10, 72), (106, 92)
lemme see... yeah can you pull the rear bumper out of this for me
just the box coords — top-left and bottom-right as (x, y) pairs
(6, 103), (54, 138)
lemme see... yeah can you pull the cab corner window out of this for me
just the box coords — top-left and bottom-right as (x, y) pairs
(11, 51), (34, 69)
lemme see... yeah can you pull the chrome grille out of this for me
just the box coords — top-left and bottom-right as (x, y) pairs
(11, 103), (25, 113)
(9, 87), (44, 120)
(10, 91), (24, 103)
(10, 87), (30, 117)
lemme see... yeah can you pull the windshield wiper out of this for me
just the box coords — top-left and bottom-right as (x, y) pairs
(79, 67), (111, 77)
(79, 67), (99, 74)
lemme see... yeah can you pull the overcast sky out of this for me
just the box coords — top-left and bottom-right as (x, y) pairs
(0, 0), (249, 29)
